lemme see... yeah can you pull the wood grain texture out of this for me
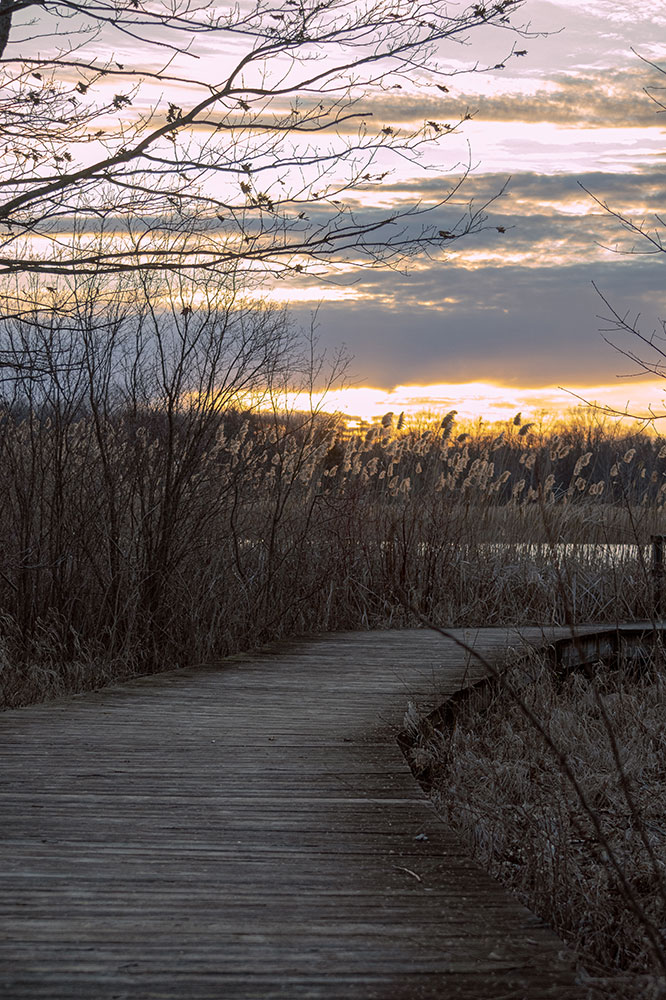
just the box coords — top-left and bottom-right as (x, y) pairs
(0, 627), (584, 998)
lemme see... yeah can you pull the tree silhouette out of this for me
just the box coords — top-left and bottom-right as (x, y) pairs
(0, 0), (531, 280)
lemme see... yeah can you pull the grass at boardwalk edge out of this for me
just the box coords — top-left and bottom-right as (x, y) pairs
(406, 643), (666, 999)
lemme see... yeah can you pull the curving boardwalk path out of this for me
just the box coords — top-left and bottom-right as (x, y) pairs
(0, 628), (583, 999)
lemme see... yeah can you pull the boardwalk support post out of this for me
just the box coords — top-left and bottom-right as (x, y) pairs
(652, 535), (666, 620)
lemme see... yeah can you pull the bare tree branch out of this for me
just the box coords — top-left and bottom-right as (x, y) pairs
(0, 0), (534, 279)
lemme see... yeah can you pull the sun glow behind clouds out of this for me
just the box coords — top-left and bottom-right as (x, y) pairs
(279, 380), (666, 425)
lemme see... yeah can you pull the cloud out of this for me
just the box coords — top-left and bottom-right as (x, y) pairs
(288, 257), (666, 390)
(282, 65), (666, 131)
(180, 64), (663, 143)
(550, 0), (666, 28)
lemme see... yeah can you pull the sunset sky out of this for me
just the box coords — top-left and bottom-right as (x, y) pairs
(276, 0), (666, 422)
(14, 0), (666, 425)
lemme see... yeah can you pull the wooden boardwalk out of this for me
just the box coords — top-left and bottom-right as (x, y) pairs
(0, 628), (584, 999)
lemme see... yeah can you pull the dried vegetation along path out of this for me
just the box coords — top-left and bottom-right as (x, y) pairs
(0, 628), (583, 999)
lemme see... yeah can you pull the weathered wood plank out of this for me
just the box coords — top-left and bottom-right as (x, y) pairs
(0, 627), (584, 998)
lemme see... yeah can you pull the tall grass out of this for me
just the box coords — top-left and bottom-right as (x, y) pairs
(407, 646), (666, 999)
(1, 275), (665, 707)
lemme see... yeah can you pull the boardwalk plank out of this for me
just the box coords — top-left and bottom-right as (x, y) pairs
(0, 627), (584, 998)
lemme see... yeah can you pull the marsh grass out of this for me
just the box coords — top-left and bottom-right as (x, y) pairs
(407, 647), (666, 999)
(1, 277), (666, 707)
(2, 390), (666, 708)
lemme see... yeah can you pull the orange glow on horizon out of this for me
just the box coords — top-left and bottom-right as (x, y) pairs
(275, 380), (666, 426)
